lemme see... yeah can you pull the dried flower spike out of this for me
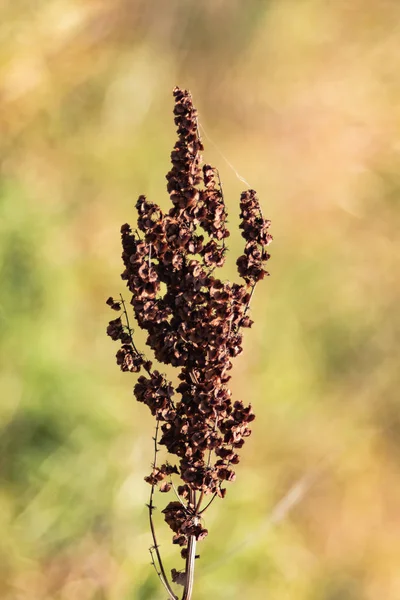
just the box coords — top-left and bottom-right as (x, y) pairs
(106, 87), (272, 600)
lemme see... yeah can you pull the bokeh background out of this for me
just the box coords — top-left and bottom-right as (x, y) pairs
(1, 1), (400, 599)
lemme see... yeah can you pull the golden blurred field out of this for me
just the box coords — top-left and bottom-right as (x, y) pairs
(1, 1), (400, 598)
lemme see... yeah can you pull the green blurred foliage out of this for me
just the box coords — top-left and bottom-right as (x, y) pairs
(1, 1), (400, 598)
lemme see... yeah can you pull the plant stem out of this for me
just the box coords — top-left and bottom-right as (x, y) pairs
(182, 489), (197, 600)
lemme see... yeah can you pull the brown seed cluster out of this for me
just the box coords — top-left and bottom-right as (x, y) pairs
(107, 87), (272, 556)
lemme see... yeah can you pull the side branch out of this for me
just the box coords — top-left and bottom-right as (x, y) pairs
(148, 419), (178, 600)
(119, 294), (153, 377)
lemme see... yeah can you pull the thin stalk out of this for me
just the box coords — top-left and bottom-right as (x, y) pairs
(170, 478), (190, 511)
(119, 294), (152, 376)
(198, 492), (217, 516)
(195, 490), (204, 514)
(148, 420), (178, 600)
(242, 283), (256, 319)
(150, 548), (177, 599)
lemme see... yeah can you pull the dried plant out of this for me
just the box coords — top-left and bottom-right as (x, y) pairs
(106, 87), (272, 599)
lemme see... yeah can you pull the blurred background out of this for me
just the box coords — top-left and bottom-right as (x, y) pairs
(1, 1), (400, 598)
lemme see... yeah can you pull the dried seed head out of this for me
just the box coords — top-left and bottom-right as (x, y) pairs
(107, 87), (272, 551)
